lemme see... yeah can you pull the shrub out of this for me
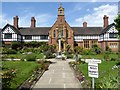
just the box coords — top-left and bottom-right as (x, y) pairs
(110, 58), (117, 61)
(74, 46), (83, 54)
(44, 51), (55, 59)
(25, 54), (36, 61)
(66, 54), (73, 59)
(2, 48), (17, 54)
(11, 41), (23, 50)
(104, 54), (110, 61)
(2, 69), (16, 88)
(92, 44), (102, 54)
(82, 49), (95, 55)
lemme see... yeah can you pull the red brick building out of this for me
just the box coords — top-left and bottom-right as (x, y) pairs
(1, 4), (120, 52)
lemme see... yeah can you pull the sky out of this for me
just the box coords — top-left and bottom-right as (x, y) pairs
(0, 2), (119, 28)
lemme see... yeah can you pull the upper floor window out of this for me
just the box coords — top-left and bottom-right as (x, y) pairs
(40, 35), (48, 40)
(25, 35), (32, 40)
(66, 30), (69, 38)
(109, 33), (118, 38)
(4, 33), (12, 39)
(53, 30), (56, 37)
(61, 30), (63, 37)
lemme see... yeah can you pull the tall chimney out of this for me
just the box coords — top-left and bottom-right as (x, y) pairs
(31, 17), (36, 28)
(83, 22), (87, 27)
(103, 15), (109, 28)
(13, 16), (19, 28)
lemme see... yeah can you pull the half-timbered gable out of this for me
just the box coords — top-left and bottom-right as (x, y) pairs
(2, 24), (21, 42)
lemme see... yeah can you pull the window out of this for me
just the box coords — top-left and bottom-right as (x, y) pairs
(61, 30), (63, 37)
(109, 33), (118, 38)
(40, 35), (48, 40)
(4, 33), (12, 39)
(109, 43), (118, 48)
(25, 35), (32, 40)
(53, 30), (56, 37)
(66, 30), (69, 38)
(91, 40), (97, 48)
(84, 40), (89, 48)
(60, 10), (62, 15)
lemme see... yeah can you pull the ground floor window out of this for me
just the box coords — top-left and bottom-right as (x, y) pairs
(84, 40), (89, 48)
(4, 33), (12, 39)
(91, 40), (97, 48)
(40, 35), (48, 40)
(109, 43), (118, 48)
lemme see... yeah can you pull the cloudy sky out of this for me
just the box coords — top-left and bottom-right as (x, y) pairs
(0, 2), (118, 28)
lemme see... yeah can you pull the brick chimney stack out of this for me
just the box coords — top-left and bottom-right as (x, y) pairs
(31, 17), (36, 28)
(83, 22), (87, 27)
(103, 15), (109, 28)
(13, 16), (19, 28)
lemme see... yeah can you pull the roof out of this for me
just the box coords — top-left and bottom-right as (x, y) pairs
(101, 23), (115, 34)
(19, 27), (51, 35)
(1, 23), (115, 36)
(71, 27), (103, 35)
(2, 24), (21, 34)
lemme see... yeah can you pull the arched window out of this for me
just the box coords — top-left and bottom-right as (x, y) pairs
(53, 30), (56, 37)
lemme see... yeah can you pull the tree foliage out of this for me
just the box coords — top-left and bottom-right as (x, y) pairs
(114, 14), (120, 37)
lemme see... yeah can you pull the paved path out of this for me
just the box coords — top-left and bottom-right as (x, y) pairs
(33, 59), (82, 88)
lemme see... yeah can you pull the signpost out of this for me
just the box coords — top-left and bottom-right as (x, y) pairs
(86, 59), (101, 90)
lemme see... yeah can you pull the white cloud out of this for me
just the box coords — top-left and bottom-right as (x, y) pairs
(0, 12), (54, 28)
(0, 14), (12, 28)
(75, 4), (118, 27)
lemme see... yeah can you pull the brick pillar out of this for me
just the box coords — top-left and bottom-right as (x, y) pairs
(31, 17), (36, 28)
(13, 16), (19, 28)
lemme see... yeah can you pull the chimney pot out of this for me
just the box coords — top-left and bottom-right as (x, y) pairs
(83, 22), (87, 27)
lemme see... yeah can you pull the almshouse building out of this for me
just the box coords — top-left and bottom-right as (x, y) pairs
(1, 4), (120, 52)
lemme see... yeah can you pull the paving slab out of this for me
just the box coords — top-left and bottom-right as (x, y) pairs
(33, 59), (82, 89)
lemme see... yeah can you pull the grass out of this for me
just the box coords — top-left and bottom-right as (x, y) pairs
(78, 61), (119, 88)
(2, 61), (42, 89)
(2, 53), (44, 59)
(82, 53), (118, 59)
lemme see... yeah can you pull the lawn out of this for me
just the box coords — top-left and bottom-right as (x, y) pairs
(2, 53), (44, 59)
(2, 61), (42, 89)
(78, 61), (119, 88)
(82, 53), (118, 59)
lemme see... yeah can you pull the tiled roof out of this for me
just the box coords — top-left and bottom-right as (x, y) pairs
(71, 27), (103, 35)
(1, 23), (115, 36)
(19, 27), (51, 35)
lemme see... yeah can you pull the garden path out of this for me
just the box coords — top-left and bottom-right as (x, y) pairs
(33, 59), (82, 89)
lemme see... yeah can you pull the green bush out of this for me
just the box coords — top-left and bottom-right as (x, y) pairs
(82, 49), (95, 55)
(104, 54), (110, 61)
(23, 54), (36, 61)
(2, 48), (17, 54)
(74, 46), (83, 54)
(66, 54), (73, 59)
(44, 51), (55, 59)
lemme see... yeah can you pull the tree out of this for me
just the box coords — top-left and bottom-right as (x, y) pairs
(114, 14), (120, 37)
